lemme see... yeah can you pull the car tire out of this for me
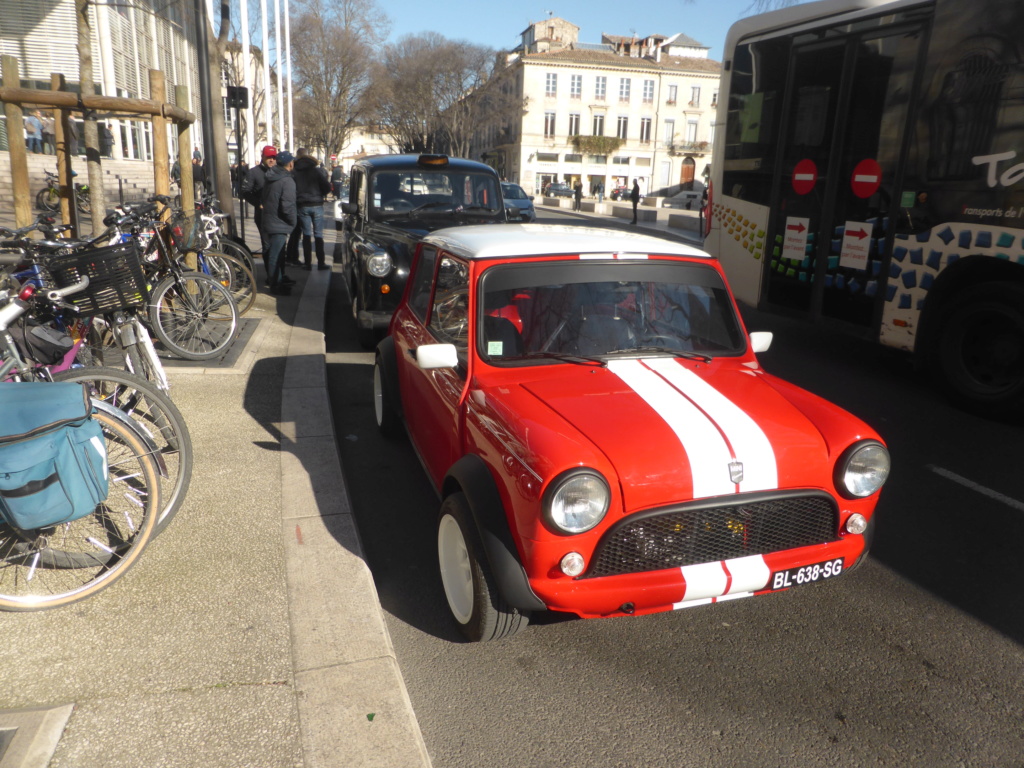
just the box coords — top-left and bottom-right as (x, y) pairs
(373, 343), (403, 438)
(933, 281), (1024, 418)
(350, 281), (378, 350)
(437, 493), (529, 642)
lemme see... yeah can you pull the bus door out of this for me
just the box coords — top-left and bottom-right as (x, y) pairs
(764, 17), (929, 330)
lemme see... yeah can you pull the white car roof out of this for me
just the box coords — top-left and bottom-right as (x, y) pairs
(422, 224), (712, 261)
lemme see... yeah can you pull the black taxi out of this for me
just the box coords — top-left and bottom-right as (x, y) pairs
(337, 154), (507, 347)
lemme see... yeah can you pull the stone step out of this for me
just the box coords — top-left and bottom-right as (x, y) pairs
(0, 154), (161, 210)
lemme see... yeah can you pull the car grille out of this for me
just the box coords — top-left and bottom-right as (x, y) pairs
(583, 491), (840, 579)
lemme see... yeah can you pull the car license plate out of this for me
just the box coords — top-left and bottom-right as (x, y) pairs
(769, 558), (844, 591)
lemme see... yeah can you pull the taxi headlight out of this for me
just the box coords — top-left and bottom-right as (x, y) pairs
(835, 441), (890, 498)
(366, 252), (392, 278)
(544, 470), (610, 534)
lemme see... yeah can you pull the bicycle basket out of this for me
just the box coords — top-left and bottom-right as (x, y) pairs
(47, 242), (148, 316)
(169, 211), (207, 252)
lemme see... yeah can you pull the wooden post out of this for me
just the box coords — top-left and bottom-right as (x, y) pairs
(175, 85), (195, 212)
(2, 56), (32, 227)
(150, 70), (170, 202)
(51, 73), (79, 236)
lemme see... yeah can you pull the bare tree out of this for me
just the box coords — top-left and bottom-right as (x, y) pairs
(289, 0), (388, 161)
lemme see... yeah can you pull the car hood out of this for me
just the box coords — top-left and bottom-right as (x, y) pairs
(517, 358), (832, 510)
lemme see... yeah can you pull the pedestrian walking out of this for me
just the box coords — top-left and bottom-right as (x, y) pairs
(293, 148), (332, 271)
(99, 123), (114, 158)
(193, 146), (202, 162)
(192, 156), (206, 197)
(331, 162), (345, 199)
(41, 112), (55, 155)
(240, 145), (277, 256)
(261, 150), (298, 296)
(24, 111), (43, 154)
(573, 180), (583, 212)
(596, 181), (604, 204)
(630, 179), (641, 224)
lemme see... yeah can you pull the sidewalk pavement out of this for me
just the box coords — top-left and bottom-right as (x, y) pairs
(0, 208), (432, 768)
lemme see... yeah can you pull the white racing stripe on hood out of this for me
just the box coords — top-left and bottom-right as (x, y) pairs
(607, 359), (735, 498)
(645, 358), (778, 492)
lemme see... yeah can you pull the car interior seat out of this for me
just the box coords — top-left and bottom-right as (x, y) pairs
(576, 310), (634, 356)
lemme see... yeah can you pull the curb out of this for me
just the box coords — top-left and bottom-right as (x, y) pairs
(279, 269), (432, 767)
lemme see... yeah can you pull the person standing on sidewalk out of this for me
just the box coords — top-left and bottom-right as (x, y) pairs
(630, 179), (641, 224)
(240, 145), (277, 256)
(595, 181), (604, 204)
(573, 179), (583, 212)
(261, 151), (298, 296)
(293, 148), (332, 271)
(42, 112), (56, 155)
(24, 111), (44, 154)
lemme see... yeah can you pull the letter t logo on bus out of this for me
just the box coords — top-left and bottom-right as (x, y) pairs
(973, 151), (1024, 188)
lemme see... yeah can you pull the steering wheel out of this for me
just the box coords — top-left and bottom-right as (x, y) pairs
(384, 198), (414, 211)
(637, 334), (682, 349)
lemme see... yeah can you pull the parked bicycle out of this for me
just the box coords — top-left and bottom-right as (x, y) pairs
(36, 169), (90, 214)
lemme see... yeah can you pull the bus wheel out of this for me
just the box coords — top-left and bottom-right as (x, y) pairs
(935, 282), (1024, 418)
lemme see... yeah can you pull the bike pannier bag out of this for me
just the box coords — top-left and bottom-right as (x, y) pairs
(12, 317), (75, 366)
(0, 382), (108, 530)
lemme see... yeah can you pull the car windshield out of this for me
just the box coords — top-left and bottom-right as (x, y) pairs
(478, 260), (746, 363)
(371, 171), (502, 218)
(502, 184), (529, 200)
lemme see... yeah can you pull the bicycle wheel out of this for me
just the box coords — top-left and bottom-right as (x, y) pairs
(148, 271), (239, 361)
(214, 237), (257, 276)
(202, 251), (256, 316)
(36, 187), (60, 212)
(51, 367), (191, 535)
(0, 408), (159, 611)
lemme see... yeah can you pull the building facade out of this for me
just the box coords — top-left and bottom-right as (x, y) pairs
(473, 19), (721, 199)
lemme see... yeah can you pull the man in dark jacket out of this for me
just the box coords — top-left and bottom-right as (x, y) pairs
(630, 179), (641, 224)
(240, 145), (277, 255)
(261, 151), (298, 295)
(292, 149), (332, 270)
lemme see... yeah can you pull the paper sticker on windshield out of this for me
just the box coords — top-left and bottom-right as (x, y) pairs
(488, 341), (504, 356)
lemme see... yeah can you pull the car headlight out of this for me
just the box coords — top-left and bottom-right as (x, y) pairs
(835, 441), (890, 498)
(544, 470), (610, 534)
(366, 251), (392, 277)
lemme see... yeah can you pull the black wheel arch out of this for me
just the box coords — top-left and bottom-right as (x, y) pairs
(442, 455), (546, 612)
(374, 335), (403, 420)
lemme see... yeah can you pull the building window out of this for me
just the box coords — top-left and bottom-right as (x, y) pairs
(619, 78), (631, 102)
(690, 86), (700, 106)
(593, 114), (605, 136)
(568, 113), (581, 136)
(613, 156), (630, 165)
(643, 79), (655, 103)
(687, 120), (699, 143)
(711, 90), (718, 107)
(664, 118), (675, 146)
(537, 152), (558, 162)
(544, 111), (556, 138)
(640, 117), (652, 144)
(595, 76), (606, 101)
(564, 154), (582, 163)
(589, 155), (608, 164)
(667, 84), (677, 105)
(616, 116), (628, 139)
(546, 73), (557, 97)
(571, 74), (582, 99)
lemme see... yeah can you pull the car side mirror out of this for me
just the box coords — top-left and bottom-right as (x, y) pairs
(415, 343), (459, 369)
(750, 331), (773, 353)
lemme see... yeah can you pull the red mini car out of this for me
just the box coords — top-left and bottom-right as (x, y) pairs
(373, 224), (890, 641)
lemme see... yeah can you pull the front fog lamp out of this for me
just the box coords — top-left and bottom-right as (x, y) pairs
(836, 441), (891, 498)
(560, 552), (586, 577)
(366, 252), (392, 278)
(544, 470), (610, 534)
(845, 513), (868, 535)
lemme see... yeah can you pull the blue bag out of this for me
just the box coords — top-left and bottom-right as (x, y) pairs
(0, 382), (108, 530)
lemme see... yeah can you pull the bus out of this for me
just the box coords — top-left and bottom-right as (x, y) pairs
(705, 0), (1024, 418)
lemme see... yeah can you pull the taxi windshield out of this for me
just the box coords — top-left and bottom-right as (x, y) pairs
(371, 171), (502, 217)
(478, 261), (746, 362)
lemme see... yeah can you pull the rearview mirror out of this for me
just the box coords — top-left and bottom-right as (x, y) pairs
(416, 343), (459, 369)
(750, 331), (773, 354)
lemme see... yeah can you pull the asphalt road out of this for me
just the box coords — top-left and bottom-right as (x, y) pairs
(325, 212), (1024, 768)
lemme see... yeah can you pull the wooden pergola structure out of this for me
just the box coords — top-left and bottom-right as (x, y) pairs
(0, 56), (197, 236)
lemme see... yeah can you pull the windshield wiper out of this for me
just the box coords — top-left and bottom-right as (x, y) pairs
(504, 351), (607, 367)
(617, 345), (712, 363)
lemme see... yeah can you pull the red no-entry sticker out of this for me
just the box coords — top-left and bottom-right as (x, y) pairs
(851, 159), (882, 199)
(792, 159), (817, 195)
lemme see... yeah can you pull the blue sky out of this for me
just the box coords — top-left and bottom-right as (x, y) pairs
(381, 0), (766, 62)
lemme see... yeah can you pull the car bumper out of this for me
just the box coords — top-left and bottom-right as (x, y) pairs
(522, 534), (868, 619)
